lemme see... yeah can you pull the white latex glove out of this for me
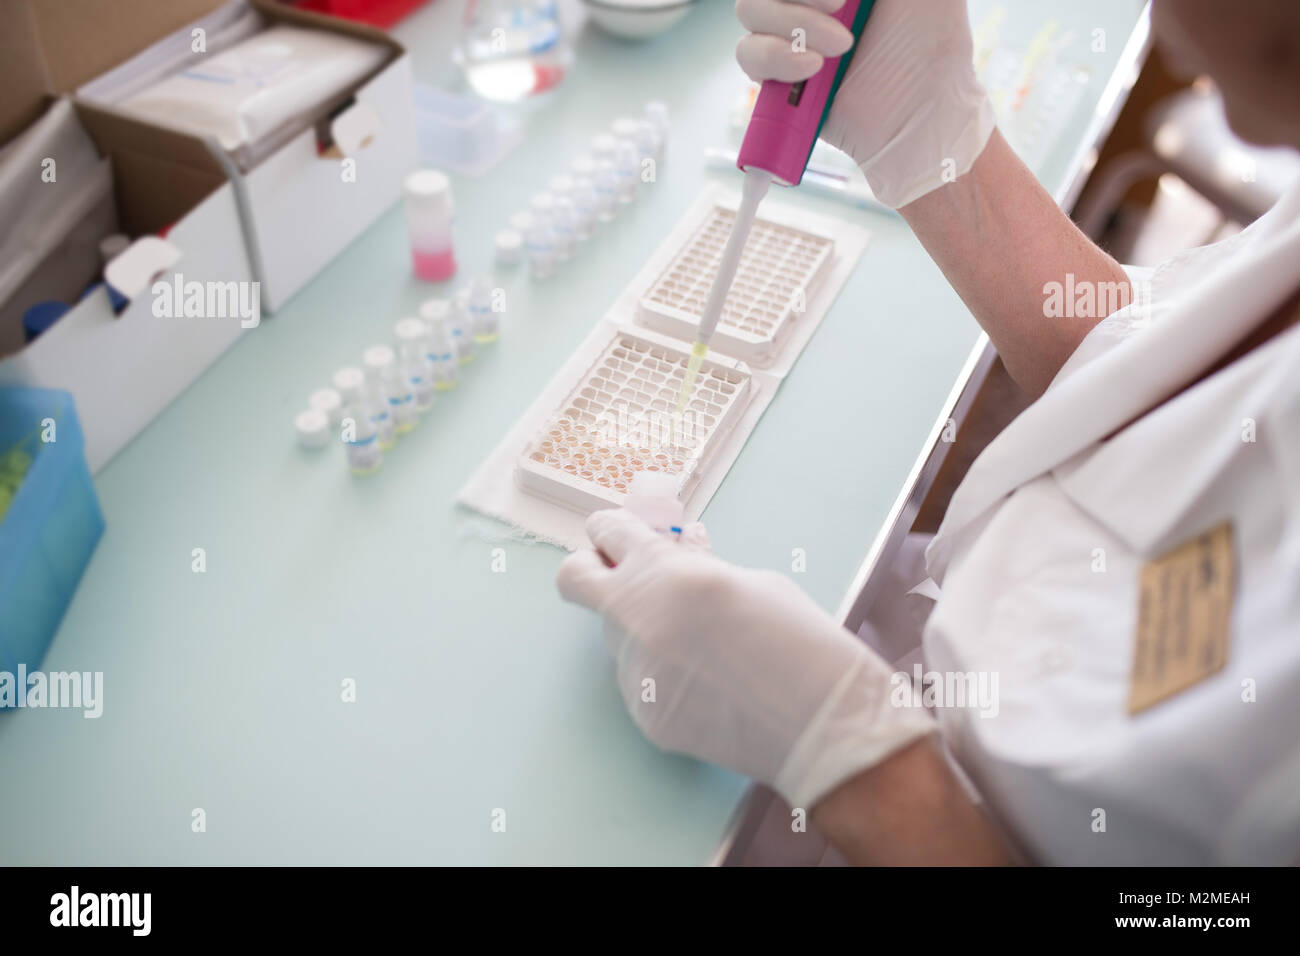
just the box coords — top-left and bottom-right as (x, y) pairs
(557, 509), (935, 810)
(735, 0), (996, 208)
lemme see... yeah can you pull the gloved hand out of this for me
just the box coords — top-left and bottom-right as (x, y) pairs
(735, 0), (996, 208)
(557, 509), (935, 810)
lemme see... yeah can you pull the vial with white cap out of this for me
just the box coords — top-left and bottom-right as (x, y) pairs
(395, 318), (437, 412)
(569, 158), (598, 238)
(525, 214), (557, 280)
(644, 101), (670, 151)
(453, 289), (476, 363)
(530, 191), (555, 221)
(571, 154), (596, 180)
(418, 298), (460, 389)
(495, 229), (523, 267)
(591, 133), (618, 163)
(331, 367), (382, 475)
(466, 276), (498, 343)
(294, 408), (330, 450)
(593, 160), (618, 222)
(551, 196), (577, 260)
(611, 117), (641, 143)
(548, 174), (574, 199)
(635, 118), (661, 164)
(614, 139), (639, 203)
(624, 471), (685, 536)
(405, 169), (457, 283)
(509, 210), (535, 233)
(365, 344), (415, 436)
(308, 387), (342, 425)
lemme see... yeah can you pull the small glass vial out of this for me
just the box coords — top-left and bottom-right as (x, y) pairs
(405, 169), (457, 282)
(635, 118), (661, 164)
(453, 289), (477, 363)
(570, 154), (596, 180)
(495, 229), (523, 267)
(594, 160), (618, 223)
(526, 218), (557, 279)
(591, 133), (618, 164)
(395, 318), (437, 412)
(364, 344), (415, 436)
(419, 299), (460, 390)
(551, 196), (577, 260)
(547, 174), (574, 201)
(332, 367), (382, 475)
(614, 139), (639, 203)
(467, 276), (498, 342)
(568, 159), (598, 239)
(611, 117), (640, 144)
(645, 101), (670, 153)
(572, 182), (597, 240)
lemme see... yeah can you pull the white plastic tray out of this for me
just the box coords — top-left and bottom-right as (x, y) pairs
(515, 328), (752, 513)
(636, 203), (835, 365)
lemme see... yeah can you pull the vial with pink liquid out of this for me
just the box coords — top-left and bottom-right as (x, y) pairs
(405, 169), (457, 282)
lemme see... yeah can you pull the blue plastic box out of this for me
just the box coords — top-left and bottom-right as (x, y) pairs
(0, 387), (104, 690)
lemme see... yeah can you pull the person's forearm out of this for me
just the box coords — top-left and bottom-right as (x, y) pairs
(812, 738), (1017, 865)
(898, 129), (1132, 397)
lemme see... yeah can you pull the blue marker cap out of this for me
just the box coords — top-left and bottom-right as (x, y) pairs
(22, 301), (69, 343)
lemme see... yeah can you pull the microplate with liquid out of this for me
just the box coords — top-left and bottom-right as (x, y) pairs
(637, 204), (836, 365)
(515, 331), (752, 514)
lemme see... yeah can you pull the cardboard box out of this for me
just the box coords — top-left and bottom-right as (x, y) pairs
(0, 1), (257, 473)
(74, 0), (418, 313)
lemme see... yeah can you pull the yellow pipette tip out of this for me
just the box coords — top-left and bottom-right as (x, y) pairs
(668, 342), (709, 445)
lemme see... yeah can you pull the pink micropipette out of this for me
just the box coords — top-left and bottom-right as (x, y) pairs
(672, 0), (878, 422)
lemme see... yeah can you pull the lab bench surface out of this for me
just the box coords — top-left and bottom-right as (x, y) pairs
(0, 0), (1149, 864)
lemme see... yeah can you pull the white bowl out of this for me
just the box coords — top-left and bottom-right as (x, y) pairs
(581, 0), (696, 41)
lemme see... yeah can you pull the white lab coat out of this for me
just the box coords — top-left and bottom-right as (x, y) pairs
(921, 181), (1300, 865)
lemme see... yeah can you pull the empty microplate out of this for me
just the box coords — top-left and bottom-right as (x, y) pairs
(637, 204), (835, 365)
(515, 330), (752, 514)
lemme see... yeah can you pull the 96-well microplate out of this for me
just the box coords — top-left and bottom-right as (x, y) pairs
(637, 204), (835, 365)
(515, 331), (752, 514)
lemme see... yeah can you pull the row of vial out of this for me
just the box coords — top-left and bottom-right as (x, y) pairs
(293, 277), (497, 474)
(494, 101), (670, 279)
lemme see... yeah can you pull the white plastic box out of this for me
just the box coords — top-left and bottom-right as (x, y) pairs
(74, 0), (418, 314)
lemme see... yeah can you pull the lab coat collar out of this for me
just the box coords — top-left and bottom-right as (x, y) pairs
(928, 182), (1300, 580)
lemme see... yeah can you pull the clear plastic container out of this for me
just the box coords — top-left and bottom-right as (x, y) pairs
(0, 387), (105, 687)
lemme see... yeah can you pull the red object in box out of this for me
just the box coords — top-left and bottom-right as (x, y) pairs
(293, 0), (432, 29)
